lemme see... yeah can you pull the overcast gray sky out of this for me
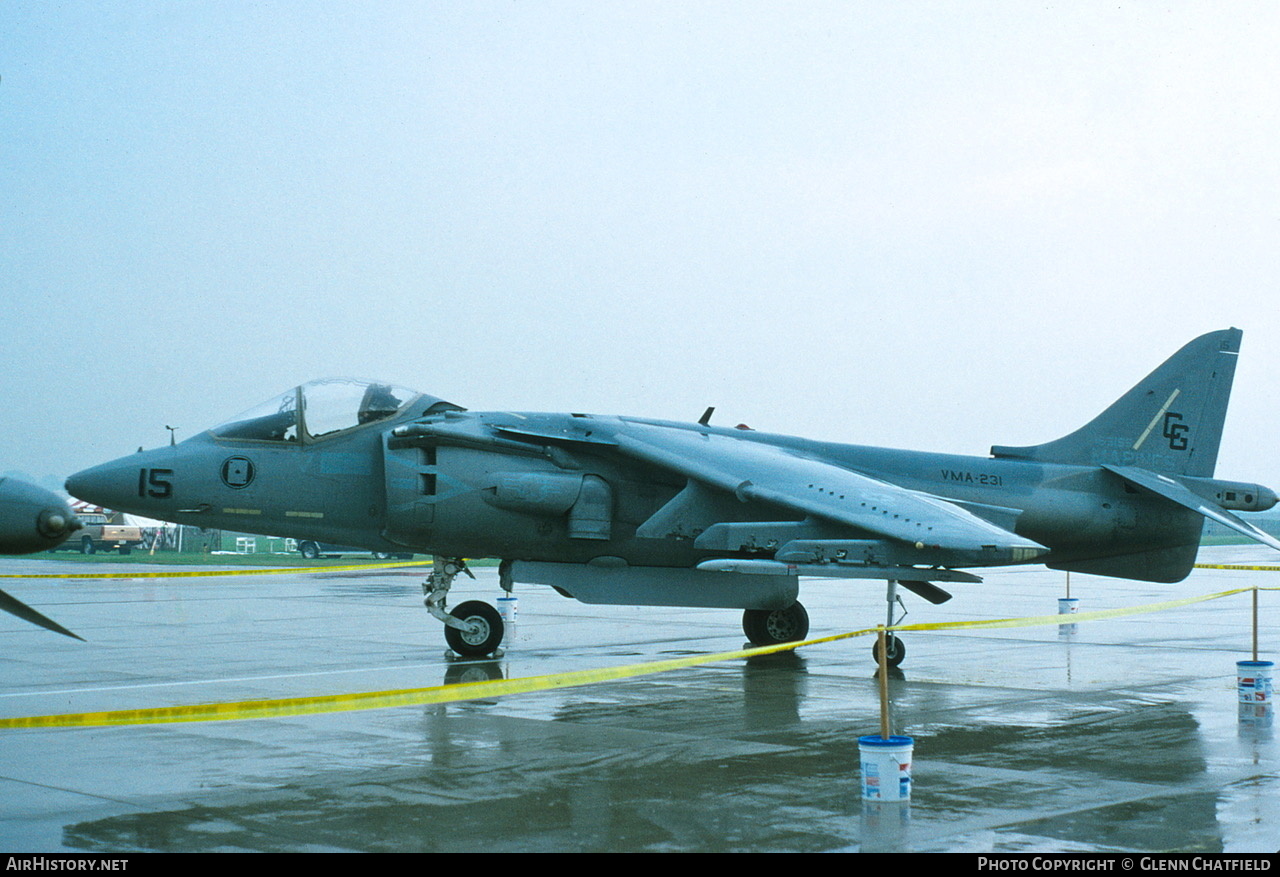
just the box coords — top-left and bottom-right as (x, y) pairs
(3, 2), (1278, 492)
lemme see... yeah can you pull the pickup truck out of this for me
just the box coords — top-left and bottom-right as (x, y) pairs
(54, 512), (144, 555)
(297, 540), (413, 560)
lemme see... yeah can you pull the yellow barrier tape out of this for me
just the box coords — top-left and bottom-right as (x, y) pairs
(3, 584), (1275, 730)
(0, 633), (842, 730)
(0, 561), (432, 580)
(4, 560), (1269, 581)
(1195, 563), (1280, 572)
(893, 586), (1277, 634)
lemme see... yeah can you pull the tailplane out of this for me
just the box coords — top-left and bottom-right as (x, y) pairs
(991, 328), (1241, 478)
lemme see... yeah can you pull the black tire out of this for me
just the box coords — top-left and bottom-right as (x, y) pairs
(118, 545), (131, 556)
(80, 537), (95, 555)
(444, 600), (505, 657)
(299, 542), (320, 560)
(872, 634), (906, 668)
(742, 601), (810, 646)
(372, 551), (390, 560)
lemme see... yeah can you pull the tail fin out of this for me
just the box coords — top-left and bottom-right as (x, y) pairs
(991, 328), (1241, 478)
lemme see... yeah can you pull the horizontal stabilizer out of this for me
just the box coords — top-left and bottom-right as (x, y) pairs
(1103, 465), (1280, 552)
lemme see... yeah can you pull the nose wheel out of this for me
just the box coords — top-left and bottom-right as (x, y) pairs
(423, 556), (506, 657)
(443, 600), (504, 657)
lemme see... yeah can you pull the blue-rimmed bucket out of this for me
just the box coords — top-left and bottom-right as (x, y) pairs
(1057, 597), (1079, 634)
(858, 735), (913, 802)
(497, 596), (518, 646)
(1237, 661), (1274, 704)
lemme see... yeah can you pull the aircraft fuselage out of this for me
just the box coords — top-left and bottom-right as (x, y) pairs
(66, 407), (1258, 583)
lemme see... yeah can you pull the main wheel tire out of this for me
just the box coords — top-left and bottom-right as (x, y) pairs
(742, 601), (810, 646)
(872, 634), (906, 667)
(444, 600), (505, 657)
(299, 542), (320, 560)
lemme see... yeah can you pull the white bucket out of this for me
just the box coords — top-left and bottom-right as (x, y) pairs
(497, 595), (518, 627)
(1237, 660), (1274, 704)
(859, 735), (913, 802)
(1057, 597), (1079, 634)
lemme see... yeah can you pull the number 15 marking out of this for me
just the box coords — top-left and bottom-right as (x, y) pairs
(138, 468), (174, 499)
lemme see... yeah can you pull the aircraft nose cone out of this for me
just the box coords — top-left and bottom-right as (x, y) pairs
(64, 472), (89, 502)
(0, 477), (80, 554)
(65, 459), (136, 511)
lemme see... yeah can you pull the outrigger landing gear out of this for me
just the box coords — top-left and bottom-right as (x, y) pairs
(872, 632), (906, 667)
(423, 556), (505, 657)
(876, 579), (908, 667)
(742, 601), (810, 646)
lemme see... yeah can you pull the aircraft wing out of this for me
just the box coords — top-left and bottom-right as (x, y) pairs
(610, 421), (1046, 558)
(0, 588), (83, 640)
(1103, 464), (1280, 552)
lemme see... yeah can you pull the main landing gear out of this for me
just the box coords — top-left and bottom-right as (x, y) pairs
(423, 556), (506, 657)
(742, 601), (810, 646)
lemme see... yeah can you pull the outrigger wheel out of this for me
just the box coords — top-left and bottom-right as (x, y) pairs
(742, 601), (810, 646)
(872, 634), (906, 668)
(444, 600), (504, 657)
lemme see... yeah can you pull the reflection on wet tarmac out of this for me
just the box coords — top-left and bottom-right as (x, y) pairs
(51, 672), (1252, 852)
(62, 667), (853, 852)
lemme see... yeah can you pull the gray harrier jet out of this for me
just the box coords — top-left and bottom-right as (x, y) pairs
(66, 329), (1278, 663)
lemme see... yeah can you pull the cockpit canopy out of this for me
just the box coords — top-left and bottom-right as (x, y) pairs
(211, 379), (462, 444)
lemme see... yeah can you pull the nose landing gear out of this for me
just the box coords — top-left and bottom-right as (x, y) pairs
(423, 556), (506, 657)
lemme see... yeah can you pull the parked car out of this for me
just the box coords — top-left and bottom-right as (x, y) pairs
(296, 540), (413, 560)
(51, 512), (144, 555)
